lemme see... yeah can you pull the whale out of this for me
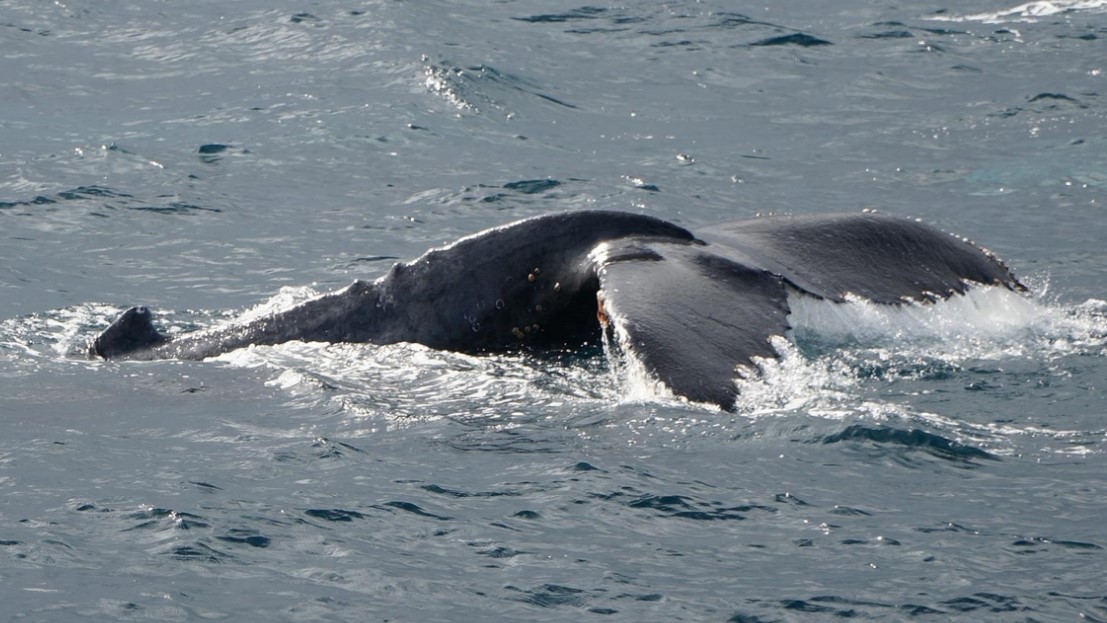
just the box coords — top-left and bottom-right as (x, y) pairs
(90, 210), (1024, 409)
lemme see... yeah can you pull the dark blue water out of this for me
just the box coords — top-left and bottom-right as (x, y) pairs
(2, 1), (1106, 620)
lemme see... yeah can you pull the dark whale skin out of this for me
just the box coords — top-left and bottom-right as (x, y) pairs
(91, 210), (1023, 409)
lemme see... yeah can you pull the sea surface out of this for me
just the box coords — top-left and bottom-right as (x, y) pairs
(2, 1), (1106, 621)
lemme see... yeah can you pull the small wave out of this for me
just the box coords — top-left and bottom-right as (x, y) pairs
(821, 424), (996, 462)
(304, 508), (368, 522)
(0, 178), (218, 217)
(749, 33), (833, 47)
(744, 592), (1036, 618)
(931, 0), (1107, 23)
(510, 5), (825, 51)
(625, 493), (774, 521)
(513, 7), (611, 24)
(502, 179), (562, 194)
(507, 583), (591, 609)
(0, 184), (130, 210)
(421, 58), (575, 117)
(423, 60), (476, 112)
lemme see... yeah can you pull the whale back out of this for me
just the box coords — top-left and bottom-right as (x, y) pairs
(373, 210), (697, 352)
(88, 211), (696, 361)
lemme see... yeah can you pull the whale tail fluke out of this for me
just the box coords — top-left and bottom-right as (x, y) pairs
(91, 306), (168, 359)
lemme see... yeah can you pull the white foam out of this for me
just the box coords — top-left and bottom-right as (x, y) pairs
(930, 0), (1107, 23)
(732, 335), (862, 418)
(602, 283), (1106, 416)
(600, 323), (688, 409)
(202, 279), (1106, 426)
(601, 285), (1042, 408)
(787, 286), (1045, 347)
(217, 337), (618, 423)
(232, 285), (323, 324)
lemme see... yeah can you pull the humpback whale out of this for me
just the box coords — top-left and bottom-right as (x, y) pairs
(90, 211), (1023, 409)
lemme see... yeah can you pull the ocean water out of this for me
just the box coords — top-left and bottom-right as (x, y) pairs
(2, 0), (1106, 620)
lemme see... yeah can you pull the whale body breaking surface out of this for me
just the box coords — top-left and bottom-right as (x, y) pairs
(90, 211), (1024, 409)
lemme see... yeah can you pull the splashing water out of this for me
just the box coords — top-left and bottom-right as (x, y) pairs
(931, 0), (1107, 23)
(6, 283), (1102, 425)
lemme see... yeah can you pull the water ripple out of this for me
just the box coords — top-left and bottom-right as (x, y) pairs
(820, 424), (996, 463)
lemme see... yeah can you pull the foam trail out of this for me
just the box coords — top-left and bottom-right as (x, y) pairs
(94, 283), (1101, 421)
(930, 0), (1107, 23)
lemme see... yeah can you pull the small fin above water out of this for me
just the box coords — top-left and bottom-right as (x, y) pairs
(90, 306), (168, 359)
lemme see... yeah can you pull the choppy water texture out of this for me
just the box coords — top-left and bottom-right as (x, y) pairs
(2, 0), (1106, 620)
